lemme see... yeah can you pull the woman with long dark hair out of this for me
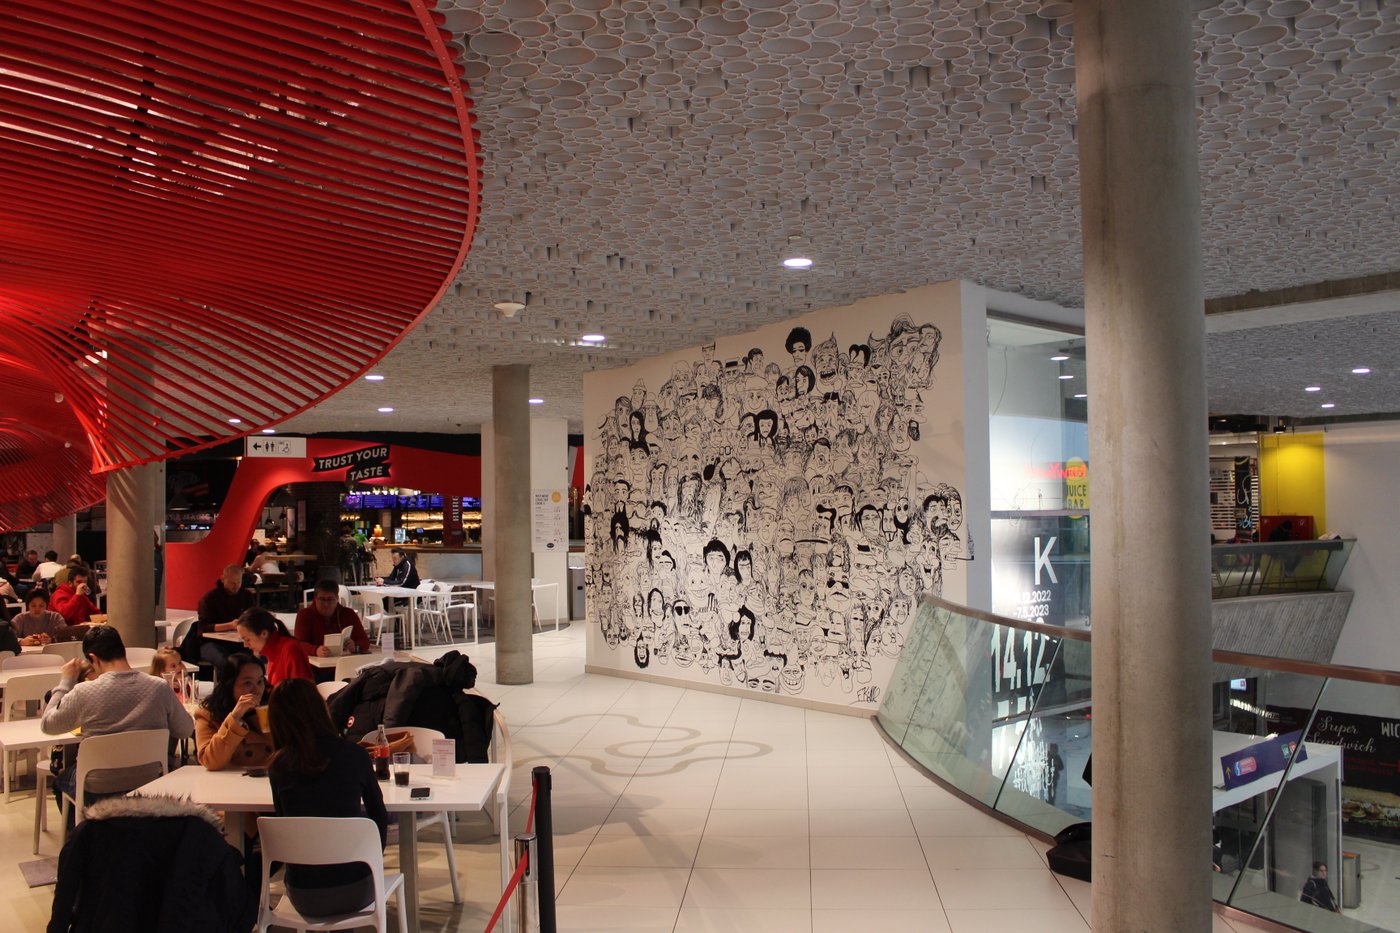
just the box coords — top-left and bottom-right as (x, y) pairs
(267, 677), (388, 918)
(195, 652), (271, 771)
(236, 607), (312, 686)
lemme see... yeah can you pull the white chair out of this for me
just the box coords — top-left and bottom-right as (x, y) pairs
(256, 816), (406, 933)
(488, 707), (514, 893)
(396, 726), (461, 903)
(169, 617), (196, 651)
(125, 647), (157, 670)
(41, 641), (84, 662)
(317, 680), (346, 701)
(59, 728), (170, 843)
(440, 584), (478, 644)
(3, 671), (61, 802)
(412, 583), (450, 646)
(0, 650), (15, 664)
(333, 654), (380, 682)
(357, 595), (403, 645)
(1, 654), (64, 671)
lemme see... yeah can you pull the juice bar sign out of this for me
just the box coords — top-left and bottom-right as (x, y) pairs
(313, 445), (392, 485)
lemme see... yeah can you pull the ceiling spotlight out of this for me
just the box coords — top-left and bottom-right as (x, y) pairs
(1058, 374), (1074, 380)
(1304, 386), (1321, 392)
(1073, 393), (1087, 399)
(262, 428), (276, 434)
(1352, 367), (1372, 374)
(494, 301), (525, 318)
(365, 374), (385, 382)
(228, 418), (242, 424)
(1320, 403), (1336, 409)
(580, 333), (606, 343)
(528, 398), (544, 405)
(1051, 354), (1069, 362)
(377, 407), (394, 413)
(782, 256), (813, 269)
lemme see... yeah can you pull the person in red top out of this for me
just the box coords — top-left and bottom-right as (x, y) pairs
(50, 567), (100, 625)
(236, 608), (313, 686)
(294, 580), (370, 655)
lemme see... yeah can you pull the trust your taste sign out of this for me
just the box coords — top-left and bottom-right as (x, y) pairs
(312, 445), (393, 484)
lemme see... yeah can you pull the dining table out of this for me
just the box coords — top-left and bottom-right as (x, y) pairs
(133, 762), (505, 933)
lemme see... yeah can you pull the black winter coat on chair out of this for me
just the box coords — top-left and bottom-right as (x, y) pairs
(48, 795), (255, 933)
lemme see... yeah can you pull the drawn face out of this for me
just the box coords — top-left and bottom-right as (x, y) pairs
(946, 495), (963, 531)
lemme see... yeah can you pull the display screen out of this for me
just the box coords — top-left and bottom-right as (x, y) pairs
(342, 493), (445, 510)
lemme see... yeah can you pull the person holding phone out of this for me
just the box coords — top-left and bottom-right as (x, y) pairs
(267, 678), (388, 919)
(195, 653), (272, 771)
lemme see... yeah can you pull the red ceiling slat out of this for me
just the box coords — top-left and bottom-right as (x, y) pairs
(0, 0), (481, 525)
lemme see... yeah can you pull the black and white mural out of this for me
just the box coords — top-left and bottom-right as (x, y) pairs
(583, 289), (973, 708)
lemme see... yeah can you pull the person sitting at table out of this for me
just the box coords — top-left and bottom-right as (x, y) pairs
(0, 616), (19, 655)
(248, 545), (282, 575)
(267, 677), (388, 920)
(195, 653), (272, 771)
(51, 555), (86, 589)
(15, 548), (41, 582)
(41, 625), (195, 818)
(236, 608), (313, 686)
(295, 580), (370, 656)
(149, 647), (184, 680)
(33, 550), (64, 583)
(12, 589), (87, 645)
(49, 566), (99, 626)
(380, 546), (419, 589)
(186, 564), (257, 669)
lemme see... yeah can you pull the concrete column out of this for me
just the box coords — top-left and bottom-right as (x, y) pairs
(106, 463), (158, 648)
(51, 513), (77, 560)
(493, 364), (533, 684)
(1077, 2), (1212, 930)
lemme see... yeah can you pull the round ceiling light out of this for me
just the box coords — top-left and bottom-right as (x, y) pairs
(782, 257), (814, 269)
(261, 429), (276, 434)
(1352, 367), (1372, 374)
(529, 398), (544, 405)
(365, 374), (385, 382)
(1050, 354), (1069, 361)
(580, 333), (606, 343)
(1304, 386), (1321, 392)
(377, 407), (394, 413)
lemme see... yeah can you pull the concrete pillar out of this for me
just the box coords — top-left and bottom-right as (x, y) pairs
(1077, 2), (1213, 930)
(106, 463), (158, 648)
(51, 513), (77, 560)
(493, 364), (533, 684)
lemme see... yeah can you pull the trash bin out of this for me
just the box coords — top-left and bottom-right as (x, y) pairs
(568, 566), (585, 621)
(1342, 850), (1361, 909)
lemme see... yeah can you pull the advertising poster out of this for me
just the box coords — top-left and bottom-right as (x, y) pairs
(1271, 706), (1400, 842)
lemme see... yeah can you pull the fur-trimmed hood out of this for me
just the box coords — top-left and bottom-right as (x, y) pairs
(82, 794), (221, 829)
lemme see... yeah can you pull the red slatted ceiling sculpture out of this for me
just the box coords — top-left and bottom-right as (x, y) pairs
(0, 0), (481, 530)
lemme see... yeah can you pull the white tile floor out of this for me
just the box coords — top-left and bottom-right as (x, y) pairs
(0, 623), (1267, 932)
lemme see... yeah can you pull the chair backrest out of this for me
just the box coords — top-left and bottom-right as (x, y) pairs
(4, 671), (62, 720)
(338, 585), (352, 604)
(74, 729), (170, 823)
(256, 817), (389, 927)
(2, 654), (64, 671)
(125, 647), (157, 670)
(169, 617), (196, 649)
(0, 650), (14, 664)
(42, 641), (85, 661)
(317, 680), (346, 701)
(398, 726), (446, 764)
(334, 653), (379, 682)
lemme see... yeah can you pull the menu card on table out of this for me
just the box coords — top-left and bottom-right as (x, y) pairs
(432, 739), (456, 777)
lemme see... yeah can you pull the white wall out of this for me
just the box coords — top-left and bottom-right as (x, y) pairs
(582, 281), (985, 711)
(1322, 421), (1400, 672)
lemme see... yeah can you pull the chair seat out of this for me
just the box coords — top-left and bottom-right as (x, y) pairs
(265, 873), (404, 931)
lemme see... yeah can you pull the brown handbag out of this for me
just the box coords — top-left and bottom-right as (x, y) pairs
(359, 730), (415, 757)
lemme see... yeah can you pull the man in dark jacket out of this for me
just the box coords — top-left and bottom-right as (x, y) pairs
(381, 547), (419, 589)
(185, 564), (255, 667)
(1301, 861), (1341, 912)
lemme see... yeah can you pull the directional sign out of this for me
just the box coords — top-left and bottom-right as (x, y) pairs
(244, 436), (307, 459)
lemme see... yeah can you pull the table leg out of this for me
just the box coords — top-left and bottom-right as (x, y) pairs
(401, 811), (420, 932)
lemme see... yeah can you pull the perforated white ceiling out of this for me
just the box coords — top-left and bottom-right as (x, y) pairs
(281, 0), (1400, 436)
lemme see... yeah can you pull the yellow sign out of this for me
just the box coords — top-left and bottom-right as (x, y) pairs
(1064, 457), (1089, 512)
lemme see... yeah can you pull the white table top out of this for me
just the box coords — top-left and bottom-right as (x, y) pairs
(0, 666), (65, 687)
(0, 718), (83, 752)
(348, 585), (427, 599)
(134, 762), (504, 812)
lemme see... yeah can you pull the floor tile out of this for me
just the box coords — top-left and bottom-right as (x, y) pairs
(809, 808), (915, 837)
(810, 868), (942, 910)
(703, 808), (810, 837)
(919, 835), (1048, 870)
(619, 780), (719, 809)
(577, 832), (702, 868)
(695, 834), (811, 869)
(910, 807), (1025, 837)
(684, 868), (813, 910)
(675, 907), (813, 933)
(598, 807), (712, 836)
(901, 782), (972, 810)
(944, 908), (1088, 932)
(932, 869), (1077, 911)
(556, 866), (691, 908)
(807, 783), (909, 809)
(813, 908), (952, 933)
(555, 905), (681, 931)
(810, 835), (928, 870)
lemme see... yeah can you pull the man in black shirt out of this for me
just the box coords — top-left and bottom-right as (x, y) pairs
(185, 564), (256, 667)
(1301, 862), (1341, 912)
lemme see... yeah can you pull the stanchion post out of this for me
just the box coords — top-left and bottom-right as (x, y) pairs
(512, 833), (537, 933)
(531, 766), (556, 933)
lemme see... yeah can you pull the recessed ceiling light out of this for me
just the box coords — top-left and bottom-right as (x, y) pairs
(528, 398), (544, 405)
(228, 418), (242, 424)
(782, 257), (813, 269)
(364, 374), (385, 382)
(1352, 367), (1371, 374)
(1304, 386), (1321, 392)
(1058, 374), (1074, 380)
(1320, 403), (1336, 409)
(261, 429), (276, 434)
(580, 333), (606, 343)
(1050, 354), (1069, 362)
(1073, 393), (1087, 399)
(377, 407), (394, 413)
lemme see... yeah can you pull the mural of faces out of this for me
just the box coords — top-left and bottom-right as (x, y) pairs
(586, 312), (967, 705)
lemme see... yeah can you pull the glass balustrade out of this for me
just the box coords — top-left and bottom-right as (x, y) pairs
(1211, 539), (1355, 598)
